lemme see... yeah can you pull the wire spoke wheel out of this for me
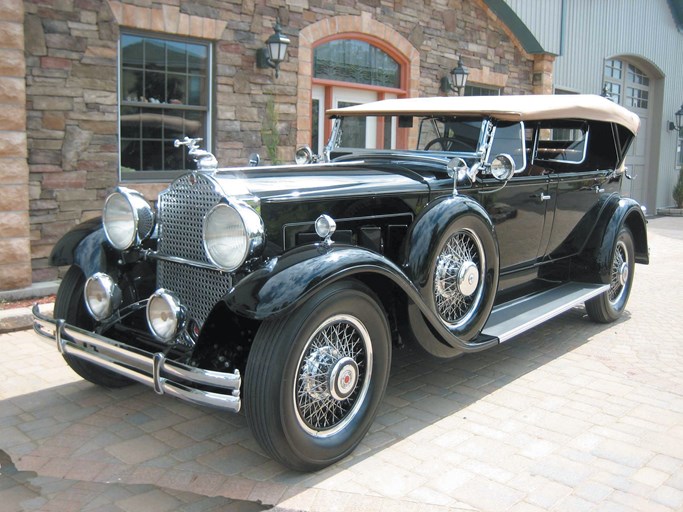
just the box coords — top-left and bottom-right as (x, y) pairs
(244, 280), (391, 471)
(294, 315), (372, 436)
(608, 239), (629, 304)
(433, 228), (485, 327)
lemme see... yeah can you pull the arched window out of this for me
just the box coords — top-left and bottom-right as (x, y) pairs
(310, 37), (407, 152)
(314, 40), (400, 88)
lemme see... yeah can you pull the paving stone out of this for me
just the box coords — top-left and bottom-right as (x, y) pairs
(2, 217), (683, 510)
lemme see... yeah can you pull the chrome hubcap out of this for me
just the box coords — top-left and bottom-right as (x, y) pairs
(329, 357), (359, 400)
(294, 315), (372, 437)
(457, 261), (479, 297)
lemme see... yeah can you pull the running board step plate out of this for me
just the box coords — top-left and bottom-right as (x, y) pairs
(482, 282), (609, 343)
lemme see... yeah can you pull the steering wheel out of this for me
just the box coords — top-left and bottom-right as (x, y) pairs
(424, 137), (473, 152)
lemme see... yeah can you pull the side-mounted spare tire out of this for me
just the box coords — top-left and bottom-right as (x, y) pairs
(403, 195), (499, 347)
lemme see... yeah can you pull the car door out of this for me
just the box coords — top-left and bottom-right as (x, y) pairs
(533, 121), (609, 259)
(477, 122), (551, 272)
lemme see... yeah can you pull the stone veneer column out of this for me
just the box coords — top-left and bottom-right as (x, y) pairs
(0, 0), (31, 291)
(533, 54), (556, 95)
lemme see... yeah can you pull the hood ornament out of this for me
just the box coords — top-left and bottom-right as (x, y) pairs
(174, 137), (218, 171)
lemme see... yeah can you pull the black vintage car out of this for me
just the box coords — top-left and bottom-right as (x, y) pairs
(34, 94), (648, 471)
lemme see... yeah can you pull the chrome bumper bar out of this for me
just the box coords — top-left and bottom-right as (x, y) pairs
(32, 305), (241, 412)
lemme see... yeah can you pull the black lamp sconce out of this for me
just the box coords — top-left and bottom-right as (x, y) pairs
(668, 103), (683, 132)
(256, 18), (291, 78)
(439, 57), (469, 95)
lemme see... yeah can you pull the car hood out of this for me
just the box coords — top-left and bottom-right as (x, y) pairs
(210, 162), (432, 203)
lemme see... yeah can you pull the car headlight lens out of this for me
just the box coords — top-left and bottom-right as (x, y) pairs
(102, 188), (155, 250)
(84, 273), (121, 321)
(146, 290), (183, 342)
(203, 202), (264, 271)
(490, 153), (516, 181)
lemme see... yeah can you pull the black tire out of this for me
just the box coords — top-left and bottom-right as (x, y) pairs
(426, 215), (498, 341)
(585, 226), (635, 323)
(55, 266), (133, 388)
(244, 280), (391, 471)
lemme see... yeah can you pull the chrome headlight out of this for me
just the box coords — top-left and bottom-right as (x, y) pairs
(203, 202), (264, 272)
(146, 289), (184, 342)
(84, 273), (121, 321)
(102, 188), (155, 250)
(489, 154), (516, 181)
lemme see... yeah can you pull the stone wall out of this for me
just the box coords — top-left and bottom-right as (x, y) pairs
(20, 0), (537, 288)
(0, 0), (31, 290)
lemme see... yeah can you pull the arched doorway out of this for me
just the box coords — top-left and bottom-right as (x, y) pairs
(311, 37), (407, 152)
(297, 14), (420, 150)
(603, 58), (652, 207)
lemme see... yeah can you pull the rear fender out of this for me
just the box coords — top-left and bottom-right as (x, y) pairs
(574, 197), (648, 283)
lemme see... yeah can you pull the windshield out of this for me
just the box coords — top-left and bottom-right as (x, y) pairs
(331, 115), (484, 153)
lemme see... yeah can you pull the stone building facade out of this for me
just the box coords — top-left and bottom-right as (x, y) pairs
(0, 0), (553, 291)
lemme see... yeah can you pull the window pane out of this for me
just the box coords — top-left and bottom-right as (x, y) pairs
(166, 41), (186, 73)
(144, 38), (165, 70)
(120, 139), (141, 171)
(314, 40), (400, 88)
(121, 35), (143, 68)
(464, 85), (500, 96)
(187, 45), (207, 74)
(535, 121), (587, 164)
(311, 99), (320, 154)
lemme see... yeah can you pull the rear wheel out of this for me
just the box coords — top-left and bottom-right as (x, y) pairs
(55, 266), (133, 388)
(585, 226), (635, 323)
(244, 280), (391, 471)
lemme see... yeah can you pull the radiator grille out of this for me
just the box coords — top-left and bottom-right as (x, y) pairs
(157, 173), (230, 327)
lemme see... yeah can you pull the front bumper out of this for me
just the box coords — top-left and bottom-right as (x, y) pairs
(32, 305), (241, 412)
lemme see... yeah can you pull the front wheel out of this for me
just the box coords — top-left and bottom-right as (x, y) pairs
(585, 226), (635, 323)
(244, 280), (391, 471)
(55, 266), (133, 388)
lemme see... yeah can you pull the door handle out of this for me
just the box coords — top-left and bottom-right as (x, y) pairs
(594, 185), (605, 194)
(533, 193), (551, 202)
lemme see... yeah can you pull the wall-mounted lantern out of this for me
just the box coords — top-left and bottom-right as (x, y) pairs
(440, 57), (469, 96)
(256, 19), (290, 78)
(669, 103), (683, 132)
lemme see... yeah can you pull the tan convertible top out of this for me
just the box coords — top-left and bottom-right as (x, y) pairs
(327, 94), (640, 135)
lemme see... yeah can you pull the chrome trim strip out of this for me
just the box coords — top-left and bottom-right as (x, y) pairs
(146, 251), (230, 272)
(32, 305), (241, 412)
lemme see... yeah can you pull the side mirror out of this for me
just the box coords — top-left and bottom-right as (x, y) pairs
(248, 153), (260, 167)
(489, 153), (515, 181)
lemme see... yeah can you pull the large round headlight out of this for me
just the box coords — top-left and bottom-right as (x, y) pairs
(103, 188), (155, 250)
(203, 202), (264, 271)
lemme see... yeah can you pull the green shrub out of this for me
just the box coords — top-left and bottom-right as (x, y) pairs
(674, 170), (683, 208)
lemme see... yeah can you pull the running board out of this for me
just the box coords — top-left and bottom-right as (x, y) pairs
(482, 282), (609, 343)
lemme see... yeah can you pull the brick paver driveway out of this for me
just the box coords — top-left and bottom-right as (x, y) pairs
(1, 217), (682, 512)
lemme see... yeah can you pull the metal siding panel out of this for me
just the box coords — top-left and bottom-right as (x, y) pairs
(504, 0), (564, 54)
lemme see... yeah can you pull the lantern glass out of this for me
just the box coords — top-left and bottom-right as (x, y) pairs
(675, 104), (683, 131)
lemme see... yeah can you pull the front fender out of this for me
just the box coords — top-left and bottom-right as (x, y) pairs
(225, 234), (499, 353)
(49, 218), (109, 277)
(225, 244), (411, 320)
